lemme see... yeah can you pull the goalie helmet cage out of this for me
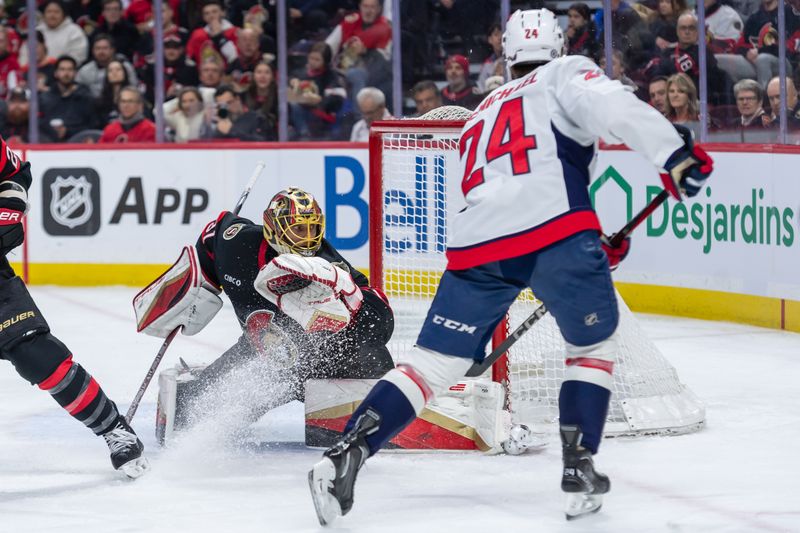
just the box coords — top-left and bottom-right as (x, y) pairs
(368, 119), (705, 440)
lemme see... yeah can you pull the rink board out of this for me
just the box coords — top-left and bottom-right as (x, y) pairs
(11, 142), (800, 332)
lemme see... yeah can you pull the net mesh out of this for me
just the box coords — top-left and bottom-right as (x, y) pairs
(375, 125), (705, 437)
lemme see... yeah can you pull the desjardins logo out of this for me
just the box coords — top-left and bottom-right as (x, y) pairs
(590, 166), (796, 254)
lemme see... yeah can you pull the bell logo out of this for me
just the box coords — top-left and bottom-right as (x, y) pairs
(432, 314), (477, 334)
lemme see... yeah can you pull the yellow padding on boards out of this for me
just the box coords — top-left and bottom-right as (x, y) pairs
(616, 282), (799, 333)
(16, 264), (800, 333)
(23, 263), (171, 287)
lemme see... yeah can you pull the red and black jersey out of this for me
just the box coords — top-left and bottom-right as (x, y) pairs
(194, 211), (393, 344)
(737, 5), (800, 57)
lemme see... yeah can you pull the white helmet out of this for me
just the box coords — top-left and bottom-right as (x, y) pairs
(502, 9), (565, 68)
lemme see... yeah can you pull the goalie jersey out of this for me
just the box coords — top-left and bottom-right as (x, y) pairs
(446, 55), (684, 270)
(194, 211), (394, 349)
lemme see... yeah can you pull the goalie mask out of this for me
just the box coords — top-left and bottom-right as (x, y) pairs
(263, 187), (325, 256)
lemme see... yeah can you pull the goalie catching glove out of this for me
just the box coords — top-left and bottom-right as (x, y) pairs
(661, 124), (713, 200)
(133, 246), (223, 337)
(254, 254), (363, 334)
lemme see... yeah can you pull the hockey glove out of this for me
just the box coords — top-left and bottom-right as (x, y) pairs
(661, 124), (713, 200)
(600, 233), (631, 272)
(0, 182), (27, 255)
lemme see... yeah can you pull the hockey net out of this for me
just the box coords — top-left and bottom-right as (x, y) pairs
(369, 117), (705, 438)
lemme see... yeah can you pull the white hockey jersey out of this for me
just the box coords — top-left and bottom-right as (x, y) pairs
(445, 55), (684, 270)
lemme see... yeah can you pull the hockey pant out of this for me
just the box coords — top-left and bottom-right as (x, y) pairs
(348, 230), (620, 455)
(0, 258), (120, 435)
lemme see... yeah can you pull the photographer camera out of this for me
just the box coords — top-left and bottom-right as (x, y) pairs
(206, 84), (273, 141)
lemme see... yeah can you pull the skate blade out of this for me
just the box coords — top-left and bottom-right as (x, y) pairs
(308, 458), (341, 527)
(119, 456), (150, 479)
(565, 493), (603, 520)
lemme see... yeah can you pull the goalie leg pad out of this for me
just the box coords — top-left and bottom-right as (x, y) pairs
(339, 349), (470, 456)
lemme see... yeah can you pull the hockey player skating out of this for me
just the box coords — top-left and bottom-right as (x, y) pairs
(308, 9), (713, 524)
(0, 137), (148, 478)
(135, 187), (394, 438)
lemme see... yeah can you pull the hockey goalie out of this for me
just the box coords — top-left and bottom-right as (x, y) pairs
(134, 187), (525, 451)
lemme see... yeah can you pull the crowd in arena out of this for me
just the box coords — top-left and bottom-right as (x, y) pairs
(0, 0), (797, 144)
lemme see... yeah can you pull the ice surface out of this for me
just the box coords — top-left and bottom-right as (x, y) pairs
(1, 286), (798, 532)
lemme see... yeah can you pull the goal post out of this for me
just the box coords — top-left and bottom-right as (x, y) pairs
(368, 118), (705, 439)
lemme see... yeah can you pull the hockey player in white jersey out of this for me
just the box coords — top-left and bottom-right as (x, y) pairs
(309, 8), (713, 525)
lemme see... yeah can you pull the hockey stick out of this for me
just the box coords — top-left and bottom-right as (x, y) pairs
(125, 161), (267, 423)
(465, 189), (671, 378)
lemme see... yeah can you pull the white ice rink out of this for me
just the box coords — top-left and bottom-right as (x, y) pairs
(1, 286), (798, 533)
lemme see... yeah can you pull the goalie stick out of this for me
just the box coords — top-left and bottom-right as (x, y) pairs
(464, 189), (671, 378)
(125, 161), (267, 423)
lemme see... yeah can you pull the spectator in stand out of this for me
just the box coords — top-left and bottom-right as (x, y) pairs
(94, 59), (132, 127)
(244, 5), (277, 53)
(205, 84), (272, 141)
(477, 23), (505, 93)
(732, 78), (767, 129)
(434, 0), (498, 58)
(566, 3), (600, 61)
(242, 60), (277, 137)
(18, 31), (57, 93)
(658, 12), (730, 105)
(286, 0), (329, 42)
(412, 80), (442, 116)
(99, 86), (156, 142)
(0, 27), (20, 99)
(76, 34), (138, 98)
(764, 76), (800, 129)
(326, 0), (392, 102)
(649, 75), (669, 114)
(665, 73), (701, 137)
(90, 0), (139, 60)
(737, 0), (798, 87)
(0, 87), (42, 143)
(198, 57), (224, 91)
(441, 54), (482, 110)
(164, 86), (210, 142)
(288, 41), (346, 140)
(350, 86), (390, 142)
(600, 49), (640, 92)
(226, 28), (262, 89)
(704, 0), (751, 84)
(186, 0), (239, 68)
(649, 0), (686, 52)
(141, 35), (198, 103)
(37, 0), (89, 65)
(125, 0), (182, 32)
(40, 55), (96, 142)
(593, 0), (653, 71)
(136, 2), (190, 58)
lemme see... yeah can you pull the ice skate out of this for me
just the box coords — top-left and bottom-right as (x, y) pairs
(560, 425), (609, 520)
(308, 408), (380, 526)
(103, 417), (149, 479)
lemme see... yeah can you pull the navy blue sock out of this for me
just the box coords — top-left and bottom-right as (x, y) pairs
(558, 380), (611, 454)
(345, 379), (418, 456)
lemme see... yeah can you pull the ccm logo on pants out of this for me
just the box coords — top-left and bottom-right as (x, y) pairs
(432, 315), (476, 334)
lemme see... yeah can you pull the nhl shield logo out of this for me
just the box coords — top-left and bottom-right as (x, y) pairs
(50, 175), (93, 228)
(42, 168), (101, 236)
